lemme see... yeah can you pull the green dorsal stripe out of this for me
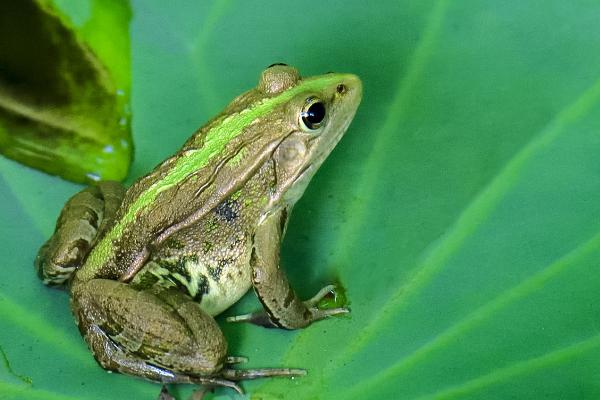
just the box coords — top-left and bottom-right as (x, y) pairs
(81, 73), (349, 277)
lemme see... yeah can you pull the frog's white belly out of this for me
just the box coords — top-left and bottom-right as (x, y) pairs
(191, 258), (253, 316)
(133, 256), (253, 317)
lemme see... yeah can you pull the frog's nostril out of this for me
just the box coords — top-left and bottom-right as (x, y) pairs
(336, 84), (347, 94)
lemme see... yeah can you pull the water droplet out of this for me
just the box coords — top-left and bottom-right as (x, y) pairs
(86, 172), (101, 182)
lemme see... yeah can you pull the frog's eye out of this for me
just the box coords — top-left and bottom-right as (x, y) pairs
(300, 97), (326, 131)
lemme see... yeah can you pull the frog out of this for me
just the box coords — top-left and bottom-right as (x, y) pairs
(35, 64), (362, 395)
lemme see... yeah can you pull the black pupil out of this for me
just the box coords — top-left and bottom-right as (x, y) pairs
(304, 101), (325, 127)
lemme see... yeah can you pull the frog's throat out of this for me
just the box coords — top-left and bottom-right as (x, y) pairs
(82, 73), (353, 274)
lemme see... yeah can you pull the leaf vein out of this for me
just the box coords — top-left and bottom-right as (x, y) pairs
(411, 334), (600, 400)
(331, 73), (600, 365)
(341, 228), (600, 399)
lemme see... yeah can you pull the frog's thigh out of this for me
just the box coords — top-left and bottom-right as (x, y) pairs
(72, 279), (227, 381)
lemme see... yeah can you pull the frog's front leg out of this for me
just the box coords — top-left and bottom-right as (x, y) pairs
(35, 181), (125, 286)
(229, 209), (349, 329)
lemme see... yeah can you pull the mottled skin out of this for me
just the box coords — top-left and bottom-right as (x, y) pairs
(35, 65), (362, 393)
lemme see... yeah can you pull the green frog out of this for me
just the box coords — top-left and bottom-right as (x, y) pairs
(35, 64), (362, 394)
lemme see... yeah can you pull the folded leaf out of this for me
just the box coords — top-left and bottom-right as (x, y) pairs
(0, 0), (132, 183)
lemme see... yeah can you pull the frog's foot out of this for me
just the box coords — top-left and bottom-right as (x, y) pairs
(226, 310), (274, 327)
(227, 284), (348, 327)
(188, 377), (243, 394)
(226, 356), (248, 365)
(306, 284), (348, 308)
(303, 284), (350, 321)
(223, 355), (306, 380)
(158, 364), (304, 399)
(222, 366), (306, 381)
(182, 365), (303, 399)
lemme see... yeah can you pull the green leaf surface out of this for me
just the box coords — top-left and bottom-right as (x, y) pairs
(1, 1), (600, 399)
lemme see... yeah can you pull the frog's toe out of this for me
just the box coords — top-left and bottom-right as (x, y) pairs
(304, 284), (337, 306)
(226, 311), (276, 328)
(226, 356), (248, 365)
(222, 367), (306, 380)
(192, 377), (243, 395)
(308, 306), (350, 322)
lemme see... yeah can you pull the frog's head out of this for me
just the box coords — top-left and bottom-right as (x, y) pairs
(168, 64), (360, 224)
(258, 64), (362, 212)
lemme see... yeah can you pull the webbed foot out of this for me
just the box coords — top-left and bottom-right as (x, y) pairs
(156, 365), (305, 400)
(222, 365), (306, 380)
(303, 284), (349, 320)
(227, 284), (349, 327)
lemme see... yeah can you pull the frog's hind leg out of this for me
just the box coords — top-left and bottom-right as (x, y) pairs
(72, 279), (305, 394)
(71, 279), (248, 392)
(35, 181), (125, 286)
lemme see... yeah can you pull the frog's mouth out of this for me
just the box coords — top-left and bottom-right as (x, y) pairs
(290, 163), (314, 190)
(284, 117), (355, 206)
